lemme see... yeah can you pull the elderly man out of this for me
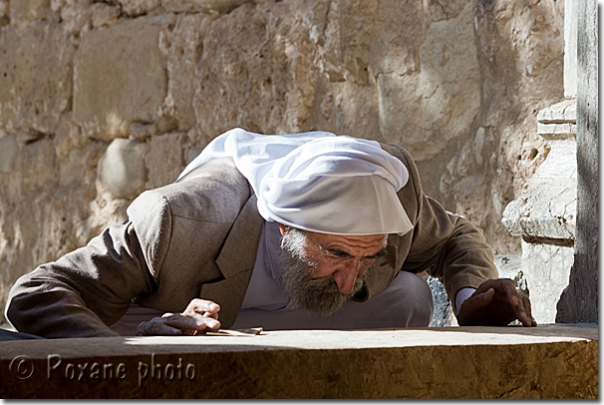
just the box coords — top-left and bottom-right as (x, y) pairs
(5, 129), (535, 338)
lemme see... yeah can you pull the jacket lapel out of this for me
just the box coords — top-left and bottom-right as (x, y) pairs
(200, 194), (264, 328)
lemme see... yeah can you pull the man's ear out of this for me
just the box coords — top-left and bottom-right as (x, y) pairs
(278, 223), (288, 236)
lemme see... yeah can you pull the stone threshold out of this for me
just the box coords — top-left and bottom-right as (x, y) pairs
(0, 324), (597, 399)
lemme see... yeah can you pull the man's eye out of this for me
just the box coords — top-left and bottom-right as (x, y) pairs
(324, 250), (350, 259)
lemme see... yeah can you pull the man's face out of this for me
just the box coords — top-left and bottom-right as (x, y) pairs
(279, 225), (388, 317)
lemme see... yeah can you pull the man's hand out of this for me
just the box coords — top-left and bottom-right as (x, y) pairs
(136, 299), (221, 336)
(457, 279), (537, 327)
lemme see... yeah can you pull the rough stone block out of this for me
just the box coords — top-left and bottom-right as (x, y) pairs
(0, 133), (18, 173)
(57, 0), (93, 36)
(17, 138), (58, 191)
(0, 325), (597, 398)
(502, 138), (577, 240)
(375, 1), (481, 161)
(9, 0), (50, 29)
(90, 3), (121, 29)
(323, 0), (377, 84)
(521, 240), (573, 324)
(97, 138), (146, 199)
(537, 99), (576, 123)
(427, 276), (457, 327)
(145, 132), (186, 189)
(59, 147), (94, 187)
(193, 0), (329, 136)
(0, 1), (9, 25)
(508, 0), (564, 103)
(116, 0), (162, 17)
(537, 122), (576, 138)
(164, 13), (213, 132)
(73, 15), (168, 141)
(0, 23), (74, 136)
(161, 0), (250, 13)
(368, 0), (423, 77)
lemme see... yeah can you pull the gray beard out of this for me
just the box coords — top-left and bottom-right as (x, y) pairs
(278, 230), (364, 317)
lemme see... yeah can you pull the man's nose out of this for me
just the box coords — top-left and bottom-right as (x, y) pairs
(332, 261), (360, 295)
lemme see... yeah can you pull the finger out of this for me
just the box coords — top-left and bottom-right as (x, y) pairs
(500, 280), (520, 307)
(201, 311), (219, 320)
(137, 321), (183, 336)
(159, 313), (220, 331)
(521, 295), (537, 327)
(184, 299), (221, 317)
(514, 297), (530, 326)
(473, 278), (514, 296)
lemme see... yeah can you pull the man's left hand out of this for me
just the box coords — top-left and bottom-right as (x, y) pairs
(457, 278), (537, 327)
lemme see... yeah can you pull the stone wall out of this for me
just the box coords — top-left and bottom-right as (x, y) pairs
(0, 0), (565, 321)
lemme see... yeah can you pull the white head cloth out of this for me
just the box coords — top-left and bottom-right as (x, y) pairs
(177, 128), (413, 236)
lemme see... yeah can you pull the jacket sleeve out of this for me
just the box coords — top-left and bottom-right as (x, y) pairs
(4, 193), (170, 338)
(386, 144), (498, 315)
(403, 195), (498, 314)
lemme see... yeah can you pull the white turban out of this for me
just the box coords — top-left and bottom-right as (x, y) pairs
(177, 128), (413, 236)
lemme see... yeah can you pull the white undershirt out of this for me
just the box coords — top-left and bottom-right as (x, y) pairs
(237, 221), (294, 310)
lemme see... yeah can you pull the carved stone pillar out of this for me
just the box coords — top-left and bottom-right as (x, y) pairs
(502, 100), (577, 323)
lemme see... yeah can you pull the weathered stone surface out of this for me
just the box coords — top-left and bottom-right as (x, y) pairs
(427, 276), (458, 327)
(164, 13), (214, 132)
(502, 100), (578, 324)
(507, 0), (564, 104)
(0, 325), (597, 398)
(9, 0), (50, 31)
(55, 0), (93, 36)
(0, 1), (9, 25)
(193, 0), (330, 137)
(557, 0), (598, 324)
(90, 2), (121, 29)
(97, 138), (147, 199)
(564, 0), (578, 98)
(485, 107), (551, 253)
(502, 101), (577, 241)
(118, 0), (162, 17)
(537, 98), (576, 123)
(18, 138), (58, 191)
(73, 15), (169, 141)
(145, 132), (186, 189)
(495, 254), (526, 292)
(501, 141), (577, 240)
(375, 1), (481, 162)
(466, 0), (563, 253)
(0, 133), (18, 173)
(0, 23), (74, 137)
(322, 0), (377, 85)
(521, 240), (573, 324)
(161, 0), (250, 14)
(537, 99), (577, 139)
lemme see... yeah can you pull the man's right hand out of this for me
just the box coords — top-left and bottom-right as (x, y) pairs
(136, 299), (221, 336)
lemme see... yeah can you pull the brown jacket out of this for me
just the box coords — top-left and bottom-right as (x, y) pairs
(5, 144), (497, 338)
